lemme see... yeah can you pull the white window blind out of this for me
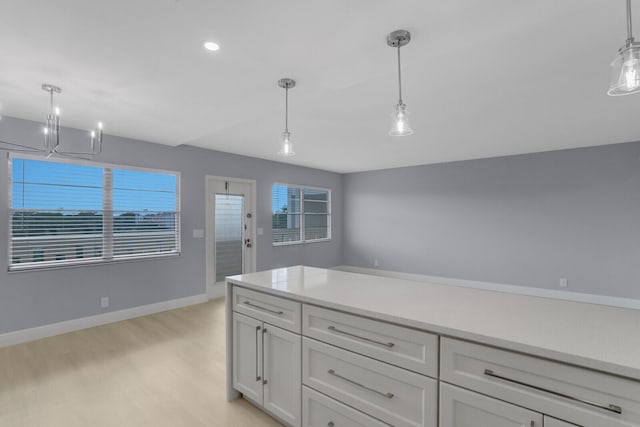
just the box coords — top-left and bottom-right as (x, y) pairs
(272, 184), (330, 245)
(215, 194), (244, 283)
(9, 156), (180, 270)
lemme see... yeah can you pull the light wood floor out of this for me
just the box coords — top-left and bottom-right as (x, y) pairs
(0, 298), (282, 427)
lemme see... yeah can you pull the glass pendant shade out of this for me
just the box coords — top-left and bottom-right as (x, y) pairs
(278, 131), (295, 157)
(608, 44), (640, 96)
(389, 103), (413, 136)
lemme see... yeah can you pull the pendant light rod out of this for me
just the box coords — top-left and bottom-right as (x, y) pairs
(387, 30), (411, 105)
(278, 78), (295, 132)
(397, 46), (403, 104)
(627, 0), (634, 43)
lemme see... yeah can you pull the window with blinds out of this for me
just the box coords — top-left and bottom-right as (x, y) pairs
(9, 155), (180, 270)
(272, 184), (330, 245)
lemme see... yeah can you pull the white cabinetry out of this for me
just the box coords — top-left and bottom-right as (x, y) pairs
(232, 312), (264, 403)
(302, 386), (389, 427)
(440, 383), (543, 427)
(545, 417), (582, 427)
(227, 274), (640, 427)
(440, 338), (637, 427)
(232, 311), (301, 426)
(303, 337), (437, 427)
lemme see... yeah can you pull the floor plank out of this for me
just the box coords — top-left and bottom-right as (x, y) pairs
(0, 299), (282, 427)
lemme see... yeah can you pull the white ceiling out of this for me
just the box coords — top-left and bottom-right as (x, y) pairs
(1, 0), (639, 173)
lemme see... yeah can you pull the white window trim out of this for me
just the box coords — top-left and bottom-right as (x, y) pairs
(271, 182), (331, 246)
(8, 153), (181, 271)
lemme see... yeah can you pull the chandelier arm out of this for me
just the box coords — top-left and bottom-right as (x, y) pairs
(0, 140), (46, 152)
(53, 151), (94, 161)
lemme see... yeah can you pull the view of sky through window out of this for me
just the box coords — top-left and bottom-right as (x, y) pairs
(12, 159), (176, 212)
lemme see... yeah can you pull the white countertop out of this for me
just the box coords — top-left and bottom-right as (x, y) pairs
(228, 266), (640, 380)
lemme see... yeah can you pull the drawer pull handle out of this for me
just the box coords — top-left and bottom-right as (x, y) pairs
(328, 369), (394, 399)
(483, 369), (622, 415)
(244, 301), (284, 315)
(327, 326), (395, 348)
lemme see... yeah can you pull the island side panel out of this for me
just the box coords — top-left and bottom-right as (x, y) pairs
(226, 281), (241, 400)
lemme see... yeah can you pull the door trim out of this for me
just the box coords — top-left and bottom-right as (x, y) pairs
(206, 175), (257, 299)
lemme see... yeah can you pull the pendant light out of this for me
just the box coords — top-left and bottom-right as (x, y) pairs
(387, 30), (413, 136)
(608, 0), (640, 96)
(278, 78), (296, 156)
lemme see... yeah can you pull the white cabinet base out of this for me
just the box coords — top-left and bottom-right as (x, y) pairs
(440, 383), (543, 427)
(263, 324), (301, 426)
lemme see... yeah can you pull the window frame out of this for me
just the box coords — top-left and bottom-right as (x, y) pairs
(271, 182), (331, 246)
(7, 153), (181, 272)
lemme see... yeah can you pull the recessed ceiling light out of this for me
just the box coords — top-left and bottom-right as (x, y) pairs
(203, 41), (220, 52)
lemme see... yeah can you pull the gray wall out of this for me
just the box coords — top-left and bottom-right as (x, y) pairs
(0, 117), (343, 334)
(343, 142), (640, 300)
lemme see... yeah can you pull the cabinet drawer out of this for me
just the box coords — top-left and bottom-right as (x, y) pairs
(441, 338), (640, 427)
(303, 304), (438, 377)
(302, 386), (388, 427)
(303, 337), (437, 427)
(233, 286), (301, 333)
(544, 416), (582, 427)
(440, 383), (543, 427)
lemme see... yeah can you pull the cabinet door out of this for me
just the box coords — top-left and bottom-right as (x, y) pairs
(544, 417), (581, 427)
(232, 312), (263, 404)
(440, 383), (543, 427)
(263, 324), (302, 427)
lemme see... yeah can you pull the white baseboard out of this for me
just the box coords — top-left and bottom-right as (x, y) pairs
(0, 293), (209, 348)
(333, 265), (640, 310)
(207, 283), (227, 300)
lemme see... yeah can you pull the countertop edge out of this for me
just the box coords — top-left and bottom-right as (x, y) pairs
(227, 277), (640, 382)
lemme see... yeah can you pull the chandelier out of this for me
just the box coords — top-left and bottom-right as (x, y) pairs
(0, 83), (104, 159)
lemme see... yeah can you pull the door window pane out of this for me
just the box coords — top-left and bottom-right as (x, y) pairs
(215, 194), (244, 282)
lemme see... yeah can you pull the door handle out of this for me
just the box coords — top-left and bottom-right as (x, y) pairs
(255, 325), (261, 381)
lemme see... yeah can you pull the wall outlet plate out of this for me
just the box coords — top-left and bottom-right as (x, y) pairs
(101, 297), (109, 308)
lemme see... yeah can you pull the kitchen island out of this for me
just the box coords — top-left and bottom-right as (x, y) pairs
(226, 266), (640, 427)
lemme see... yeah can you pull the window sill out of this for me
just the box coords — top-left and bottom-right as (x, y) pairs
(272, 238), (332, 247)
(8, 252), (181, 273)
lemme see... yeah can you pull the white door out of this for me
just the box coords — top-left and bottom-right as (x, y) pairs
(263, 324), (302, 427)
(232, 312), (263, 405)
(206, 176), (256, 297)
(440, 383), (543, 427)
(544, 417), (582, 427)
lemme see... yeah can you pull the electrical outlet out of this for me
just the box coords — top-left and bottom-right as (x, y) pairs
(373, 259), (380, 267)
(101, 297), (109, 308)
(559, 278), (568, 288)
